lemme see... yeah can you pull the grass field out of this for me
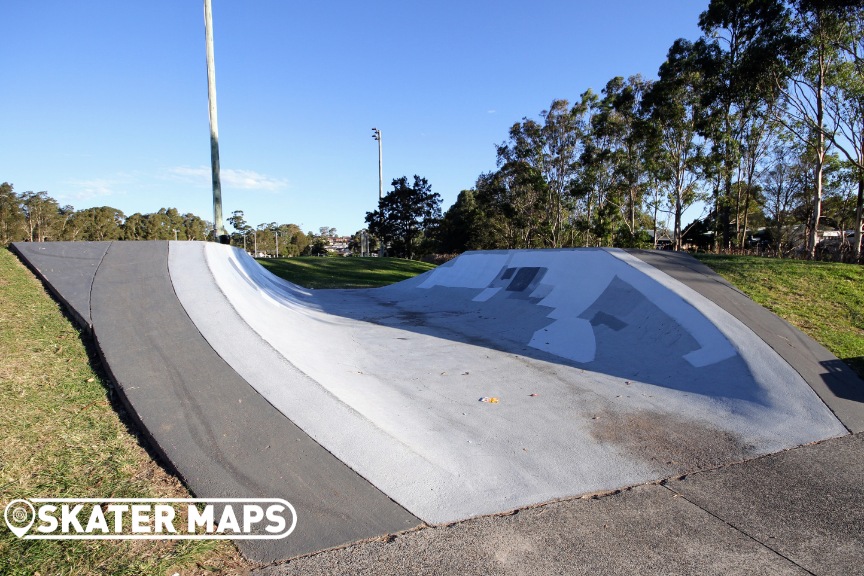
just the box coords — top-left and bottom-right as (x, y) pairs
(694, 254), (864, 378)
(1, 247), (862, 574)
(256, 255), (436, 289)
(0, 248), (246, 576)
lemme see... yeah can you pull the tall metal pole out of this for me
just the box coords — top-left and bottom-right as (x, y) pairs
(372, 127), (384, 256)
(204, 0), (228, 243)
(376, 130), (383, 200)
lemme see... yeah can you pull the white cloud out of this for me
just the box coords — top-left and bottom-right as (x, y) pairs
(167, 166), (289, 191)
(60, 176), (131, 202)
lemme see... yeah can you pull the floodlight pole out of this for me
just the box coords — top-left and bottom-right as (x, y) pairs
(372, 128), (383, 200)
(204, 0), (228, 244)
(372, 127), (384, 256)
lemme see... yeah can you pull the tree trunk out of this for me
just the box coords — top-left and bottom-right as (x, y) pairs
(809, 154), (824, 259)
(809, 36), (827, 260)
(853, 175), (863, 262)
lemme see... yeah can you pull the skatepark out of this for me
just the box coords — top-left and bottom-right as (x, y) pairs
(10, 241), (864, 573)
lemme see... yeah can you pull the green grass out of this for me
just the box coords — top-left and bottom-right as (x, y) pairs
(257, 255), (436, 289)
(0, 248), (247, 576)
(695, 254), (864, 378)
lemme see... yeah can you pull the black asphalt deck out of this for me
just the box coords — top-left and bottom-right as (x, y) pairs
(18, 241), (420, 563)
(10, 241), (111, 332)
(629, 249), (864, 433)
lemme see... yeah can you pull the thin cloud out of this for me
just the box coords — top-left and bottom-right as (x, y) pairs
(61, 177), (130, 202)
(168, 166), (289, 191)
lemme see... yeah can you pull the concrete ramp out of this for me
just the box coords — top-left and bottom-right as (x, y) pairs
(13, 241), (861, 562)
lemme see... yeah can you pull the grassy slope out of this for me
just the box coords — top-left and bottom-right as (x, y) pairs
(0, 248), (245, 576)
(257, 256), (436, 289)
(694, 254), (864, 378)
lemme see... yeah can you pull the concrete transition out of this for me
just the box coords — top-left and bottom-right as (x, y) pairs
(11, 241), (864, 564)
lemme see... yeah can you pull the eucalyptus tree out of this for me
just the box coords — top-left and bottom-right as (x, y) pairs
(470, 167), (545, 249)
(496, 98), (589, 247)
(642, 39), (711, 250)
(180, 213), (210, 241)
(122, 213), (146, 240)
(73, 206), (126, 241)
(20, 191), (60, 243)
(699, 0), (792, 248)
(824, 2), (864, 260)
(576, 89), (618, 246)
(774, 0), (848, 257)
(437, 190), (490, 253)
(762, 138), (806, 252)
(591, 75), (652, 245)
(0, 182), (25, 245)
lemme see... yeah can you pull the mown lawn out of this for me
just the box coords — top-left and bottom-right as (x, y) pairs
(257, 255), (436, 289)
(694, 254), (864, 378)
(0, 248), (247, 576)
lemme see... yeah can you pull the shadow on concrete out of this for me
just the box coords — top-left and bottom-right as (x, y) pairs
(822, 358), (864, 404)
(298, 272), (769, 405)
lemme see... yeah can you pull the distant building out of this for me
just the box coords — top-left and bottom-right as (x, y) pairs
(325, 236), (352, 256)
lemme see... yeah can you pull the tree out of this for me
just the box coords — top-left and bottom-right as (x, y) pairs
(437, 190), (489, 253)
(824, 2), (864, 260)
(0, 182), (25, 245)
(20, 191), (60, 242)
(74, 206), (125, 241)
(365, 175), (442, 259)
(602, 75), (652, 244)
(497, 98), (589, 247)
(699, 0), (792, 249)
(227, 210), (252, 247)
(282, 224), (309, 257)
(762, 138), (807, 252)
(774, 0), (848, 257)
(642, 39), (711, 250)
(122, 213), (146, 240)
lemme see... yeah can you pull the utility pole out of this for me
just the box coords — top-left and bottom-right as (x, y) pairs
(204, 0), (229, 244)
(372, 127), (384, 256)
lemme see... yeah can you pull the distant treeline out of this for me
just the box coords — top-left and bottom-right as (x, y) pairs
(0, 183), (214, 244)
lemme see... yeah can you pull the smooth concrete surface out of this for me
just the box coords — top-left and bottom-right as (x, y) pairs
(256, 432), (862, 576)
(88, 241), (420, 562)
(10, 241), (111, 332)
(171, 243), (846, 526)
(667, 433), (864, 576)
(629, 249), (864, 433)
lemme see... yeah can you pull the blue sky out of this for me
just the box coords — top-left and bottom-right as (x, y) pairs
(2, 1), (707, 237)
